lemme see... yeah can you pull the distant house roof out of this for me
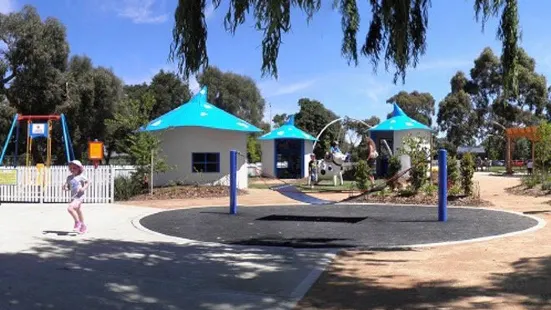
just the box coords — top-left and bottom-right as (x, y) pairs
(369, 103), (432, 132)
(258, 115), (317, 141)
(141, 86), (262, 133)
(457, 146), (485, 154)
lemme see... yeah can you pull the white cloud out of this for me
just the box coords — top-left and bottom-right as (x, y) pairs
(188, 75), (200, 94)
(122, 64), (176, 85)
(360, 76), (394, 103)
(0, 0), (16, 14)
(258, 79), (316, 98)
(108, 0), (167, 24)
(204, 2), (215, 20)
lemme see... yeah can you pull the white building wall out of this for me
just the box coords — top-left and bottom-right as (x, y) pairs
(155, 127), (249, 189)
(393, 130), (432, 175)
(260, 140), (275, 177)
(303, 140), (314, 178)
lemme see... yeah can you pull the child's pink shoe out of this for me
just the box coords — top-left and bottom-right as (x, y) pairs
(73, 221), (82, 232)
(79, 223), (87, 234)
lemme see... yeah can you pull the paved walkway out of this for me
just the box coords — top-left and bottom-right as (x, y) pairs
(0, 203), (336, 310)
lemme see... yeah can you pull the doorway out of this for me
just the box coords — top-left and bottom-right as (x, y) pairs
(275, 139), (303, 179)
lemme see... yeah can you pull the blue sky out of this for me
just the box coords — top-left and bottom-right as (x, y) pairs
(5, 0), (551, 126)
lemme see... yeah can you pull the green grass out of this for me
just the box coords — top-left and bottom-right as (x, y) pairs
(487, 166), (525, 174)
(248, 178), (358, 192)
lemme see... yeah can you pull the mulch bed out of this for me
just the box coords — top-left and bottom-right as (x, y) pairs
(506, 185), (551, 197)
(129, 185), (247, 201)
(347, 192), (492, 207)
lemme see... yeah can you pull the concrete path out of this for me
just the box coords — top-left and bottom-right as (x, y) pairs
(0, 203), (336, 310)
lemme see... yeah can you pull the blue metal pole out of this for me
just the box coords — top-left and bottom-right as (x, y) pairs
(438, 149), (448, 222)
(0, 114), (18, 166)
(229, 150), (238, 214)
(60, 114), (71, 162)
(14, 121), (20, 166)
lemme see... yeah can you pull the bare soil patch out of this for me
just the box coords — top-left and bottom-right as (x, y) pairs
(129, 185), (247, 201)
(506, 184), (551, 198)
(297, 173), (551, 310)
(347, 191), (492, 207)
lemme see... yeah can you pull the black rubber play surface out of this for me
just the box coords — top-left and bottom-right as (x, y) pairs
(139, 204), (539, 249)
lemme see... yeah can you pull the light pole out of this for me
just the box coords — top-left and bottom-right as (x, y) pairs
(268, 102), (272, 130)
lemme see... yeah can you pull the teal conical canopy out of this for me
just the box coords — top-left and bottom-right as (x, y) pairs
(259, 114), (317, 141)
(369, 103), (432, 131)
(141, 86), (262, 133)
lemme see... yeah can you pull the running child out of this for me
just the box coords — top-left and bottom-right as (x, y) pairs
(63, 160), (89, 234)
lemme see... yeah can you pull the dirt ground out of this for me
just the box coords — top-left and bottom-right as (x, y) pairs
(297, 173), (551, 310)
(126, 173), (551, 309)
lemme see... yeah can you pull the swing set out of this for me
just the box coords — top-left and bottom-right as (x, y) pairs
(0, 113), (75, 166)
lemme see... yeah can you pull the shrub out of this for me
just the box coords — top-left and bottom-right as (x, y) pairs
(354, 160), (370, 190)
(399, 134), (431, 193)
(386, 156), (402, 190)
(447, 155), (460, 187)
(114, 175), (144, 201)
(422, 183), (437, 196)
(460, 153), (475, 196)
(521, 174), (540, 189)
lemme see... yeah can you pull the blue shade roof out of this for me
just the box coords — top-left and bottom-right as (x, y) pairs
(258, 115), (317, 141)
(369, 103), (432, 132)
(141, 86), (263, 133)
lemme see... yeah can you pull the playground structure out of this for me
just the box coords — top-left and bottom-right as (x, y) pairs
(0, 114), (75, 167)
(504, 126), (538, 174)
(311, 116), (371, 186)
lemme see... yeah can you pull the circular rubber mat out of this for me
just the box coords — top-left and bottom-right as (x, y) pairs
(140, 204), (540, 249)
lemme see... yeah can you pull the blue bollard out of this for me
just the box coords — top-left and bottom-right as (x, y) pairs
(438, 149), (448, 222)
(229, 150), (238, 214)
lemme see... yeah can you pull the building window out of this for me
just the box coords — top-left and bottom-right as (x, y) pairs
(192, 153), (220, 173)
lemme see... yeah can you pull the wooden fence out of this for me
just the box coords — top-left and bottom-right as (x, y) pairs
(0, 165), (134, 203)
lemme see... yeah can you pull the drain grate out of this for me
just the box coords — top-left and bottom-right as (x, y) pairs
(256, 214), (367, 223)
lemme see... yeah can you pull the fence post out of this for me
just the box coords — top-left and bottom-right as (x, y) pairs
(438, 149), (448, 222)
(229, 150), (237, 214)
(110, 165), (115, 203)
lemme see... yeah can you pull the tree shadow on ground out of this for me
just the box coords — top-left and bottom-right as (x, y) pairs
(0, 237), (334, 310)
(297, 252), (551, 310)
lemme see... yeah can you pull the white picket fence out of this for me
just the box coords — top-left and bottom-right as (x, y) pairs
(0, 165), (133, 204)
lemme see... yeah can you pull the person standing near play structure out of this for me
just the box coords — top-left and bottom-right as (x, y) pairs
(366, 137), (378, 186)
(330, 141), (341, 154)
(308, 154), (318, 188)
(63, 160), (89, 234)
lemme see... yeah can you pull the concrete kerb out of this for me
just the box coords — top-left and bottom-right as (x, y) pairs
(334, 202), (547, 250)
(131, 202), (547, 251)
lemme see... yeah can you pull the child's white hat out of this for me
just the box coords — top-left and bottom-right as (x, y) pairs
(69, 160), (84, 170)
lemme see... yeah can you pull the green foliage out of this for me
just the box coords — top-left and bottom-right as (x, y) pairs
(114, 175), (143, 201)
(272, 113), (288, 128)
(535, 122), (551, 173)
(447, 155), (460, 186)
(521, 174), (540, 189)
(354, 160), (370, 190)
(197, 66), (265, 127)
(247, 135), (261, 163)
(386, 155), (402, 190)
(107, 91), (169, 184)
(172, 0), (520, 96)
(387, 156), (402, 177)
(399, 134), (431, 192)
(422, 183), (437, 196)
(294, 98), (341, 159)
(436, 75), (478, 150)
(460, 153), (475, 196)
(386, 91), (435, 126)
(147, 70), (192, 119)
